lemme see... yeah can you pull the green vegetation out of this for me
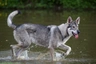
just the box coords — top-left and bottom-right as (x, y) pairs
(0, 0), (96, 10)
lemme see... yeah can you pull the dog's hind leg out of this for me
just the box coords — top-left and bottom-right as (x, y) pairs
(15, 47), (29, 59)
(10, 44), (23, 59)
(12, 29), (31, 59)
(10, 45), (16, 59)
(58, 44), (71, 57)
(16, 48), (25, 59)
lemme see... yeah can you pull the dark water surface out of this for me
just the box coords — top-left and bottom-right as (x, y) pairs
(0, 10), (96, 64)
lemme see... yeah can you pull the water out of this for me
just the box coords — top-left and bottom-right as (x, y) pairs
(0, 10), (96, 64)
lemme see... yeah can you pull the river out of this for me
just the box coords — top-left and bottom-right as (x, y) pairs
(0, 10), (96, 64)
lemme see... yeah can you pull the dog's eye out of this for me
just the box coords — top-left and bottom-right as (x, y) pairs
(73, 26), (75, 28)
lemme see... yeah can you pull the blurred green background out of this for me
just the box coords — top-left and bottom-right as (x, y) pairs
(0, 0), (96, 10)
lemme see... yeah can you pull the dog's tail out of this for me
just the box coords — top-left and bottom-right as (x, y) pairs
(7, 10), (20, 29)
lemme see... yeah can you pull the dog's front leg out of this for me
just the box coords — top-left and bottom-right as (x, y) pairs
(49, 47), (55, 61)
(59, 44), (71, 57)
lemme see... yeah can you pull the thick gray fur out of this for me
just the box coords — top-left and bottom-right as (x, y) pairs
(7, 10), (80, 60)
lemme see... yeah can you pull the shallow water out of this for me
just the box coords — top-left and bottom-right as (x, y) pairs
(0, 10), (96, 64)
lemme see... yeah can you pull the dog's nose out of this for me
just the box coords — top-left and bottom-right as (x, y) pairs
(77, 30), (80, 34)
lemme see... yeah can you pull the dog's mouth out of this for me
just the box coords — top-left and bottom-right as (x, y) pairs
(72, 32), (79, 39)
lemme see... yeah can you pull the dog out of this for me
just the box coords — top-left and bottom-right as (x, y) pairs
(7, 10), (80, 60)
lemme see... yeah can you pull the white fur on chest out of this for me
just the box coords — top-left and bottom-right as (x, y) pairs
(57, 35), (71, 47)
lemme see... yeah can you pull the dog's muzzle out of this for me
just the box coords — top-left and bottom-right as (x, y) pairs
(77, 30), (80, 34)
(72, 30), (80, 39)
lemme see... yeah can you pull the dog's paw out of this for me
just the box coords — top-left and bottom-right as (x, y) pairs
(61, 53), (69, 58)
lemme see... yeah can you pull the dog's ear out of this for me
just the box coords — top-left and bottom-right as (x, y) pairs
(67, 16), (72, 23)
(76, 17), (80, 24)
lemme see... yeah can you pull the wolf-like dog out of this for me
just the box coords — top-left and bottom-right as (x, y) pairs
(7, 10), (80, 60)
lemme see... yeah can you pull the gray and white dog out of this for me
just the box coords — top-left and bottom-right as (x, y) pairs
(7, 10), (80, 60)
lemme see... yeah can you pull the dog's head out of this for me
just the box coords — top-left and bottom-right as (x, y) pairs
(67, 16), (80, 39)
